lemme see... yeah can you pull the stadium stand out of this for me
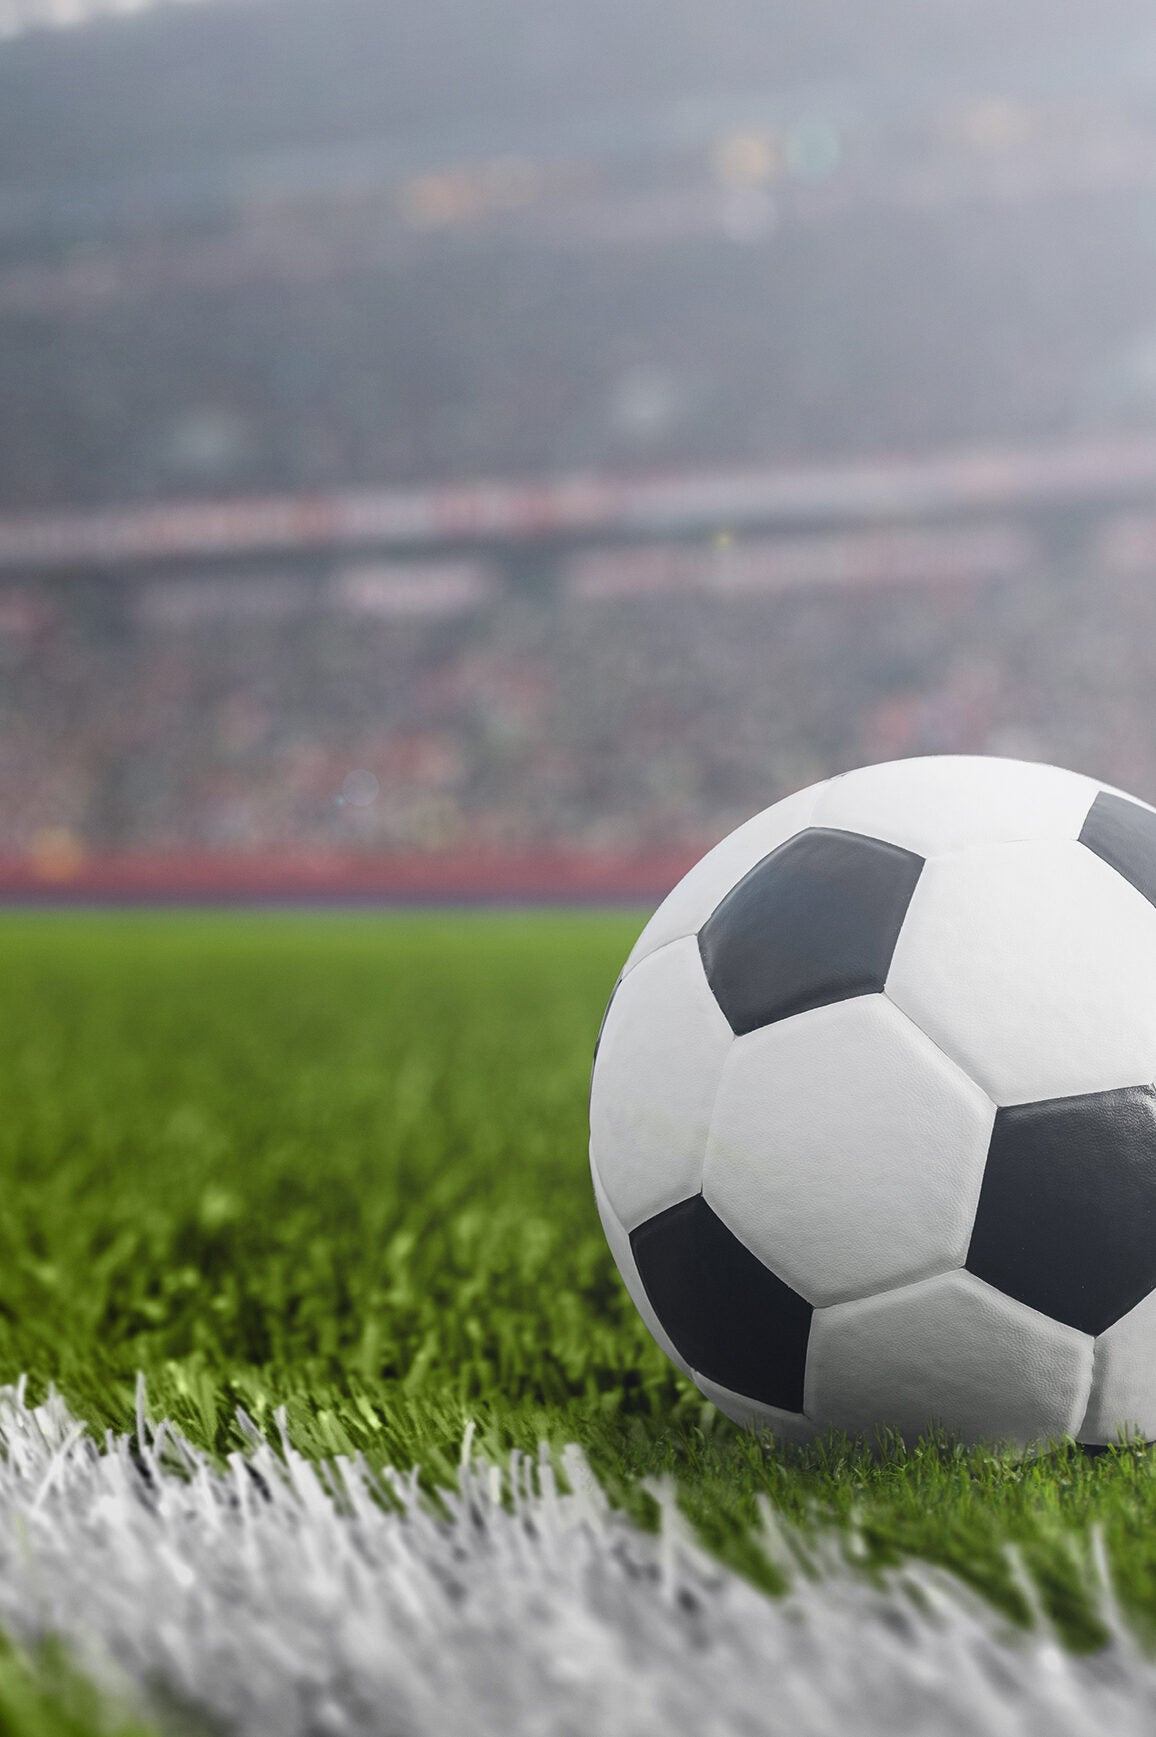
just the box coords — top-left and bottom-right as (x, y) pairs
(2, 0), (1156, 893)
(1, 532), (1155, 883)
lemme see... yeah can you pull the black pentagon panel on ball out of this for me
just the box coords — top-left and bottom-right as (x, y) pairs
(1080, 791), (1156, 912)
(629, 1194), (812, 1410)
(698, 828), (924, 1036)
(967, 1085), (1156, 1335)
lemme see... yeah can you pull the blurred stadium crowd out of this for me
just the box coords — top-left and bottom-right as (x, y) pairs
(5, 189), (1156, 512)
(3, 0), (1156, 867)
(2, 539), (1155, 860)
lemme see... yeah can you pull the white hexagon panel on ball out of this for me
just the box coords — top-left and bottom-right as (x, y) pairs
(590, 935), (732, 1231)
(812, 754), (1101, 856)
(886, 839), (1156, 1106)
(804, 1270), (1094, 1449)
(702, 994), (994, 1307)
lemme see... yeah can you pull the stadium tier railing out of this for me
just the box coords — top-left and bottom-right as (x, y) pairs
(3, 436), (1156, 568)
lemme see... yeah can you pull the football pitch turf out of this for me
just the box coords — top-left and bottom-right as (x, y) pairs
(4, 910), (1156, 1733)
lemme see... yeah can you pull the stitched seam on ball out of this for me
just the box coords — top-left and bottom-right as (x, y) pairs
(880, 986), (998, 1113)
(1075, 1334), (1098, 1444)
(697, 1039), (813, 1425)
(618, 933), (692, 984)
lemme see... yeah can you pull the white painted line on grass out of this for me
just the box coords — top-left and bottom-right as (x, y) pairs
(0, 1381), (1146, 1736)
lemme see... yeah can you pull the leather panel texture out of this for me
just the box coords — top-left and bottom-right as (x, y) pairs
(630, 1193), (812, 1411)
(703, 995), (994, 1306)
(1082, 1287), (1156, 1443)
(590, 1165), (693, 1380)
(813, 755), (1099, 856)
(691, 1373), (816, 1443)
(622, 783), (825, 974)
(589, 936), (731, 1230)
(887, 839), (1156, 1105)
(805, 1269), (1093, 1448)
(1080, 789), (1156, 912)
(699, 828), (923, 1036)
(967, 1086), (1156, 1335)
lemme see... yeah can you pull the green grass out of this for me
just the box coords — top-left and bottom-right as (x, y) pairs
(0, 910), (1155, 1653)
(0, 1636), (157, 1737)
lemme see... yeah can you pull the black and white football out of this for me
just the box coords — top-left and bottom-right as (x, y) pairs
(589, 755), (1156, 1448)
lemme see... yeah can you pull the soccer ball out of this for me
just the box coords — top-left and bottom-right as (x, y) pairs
(589, 755), (1156, 1448)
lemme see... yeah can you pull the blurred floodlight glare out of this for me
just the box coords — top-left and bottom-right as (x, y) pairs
(0, 0), (205, 35)
(340, 771), (381, 810)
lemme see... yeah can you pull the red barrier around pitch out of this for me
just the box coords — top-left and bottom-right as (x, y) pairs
(0, 849), (702, 906)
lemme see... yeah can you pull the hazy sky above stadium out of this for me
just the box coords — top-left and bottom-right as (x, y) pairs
(0, 0), (197, 36)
